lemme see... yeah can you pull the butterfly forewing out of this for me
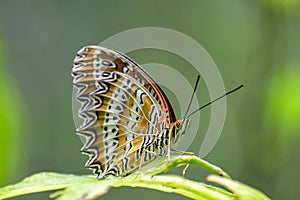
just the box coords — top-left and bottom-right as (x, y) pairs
(72, 46), (176, 178)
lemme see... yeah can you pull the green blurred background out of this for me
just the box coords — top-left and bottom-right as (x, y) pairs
(0, 0), (300, 199)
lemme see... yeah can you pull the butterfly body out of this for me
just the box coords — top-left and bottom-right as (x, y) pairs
(72, 46), (189, 179)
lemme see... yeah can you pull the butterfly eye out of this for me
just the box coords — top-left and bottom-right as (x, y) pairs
(175, 120), (183, 128)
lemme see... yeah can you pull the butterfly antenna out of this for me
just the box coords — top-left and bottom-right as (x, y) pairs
(186, 84), (244, 119)
(183, 75), (201, 119)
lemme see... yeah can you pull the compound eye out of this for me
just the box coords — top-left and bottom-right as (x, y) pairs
(175, 120), (183, 128)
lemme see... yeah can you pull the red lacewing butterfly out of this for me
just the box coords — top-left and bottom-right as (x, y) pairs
(72, 45), (242, 179)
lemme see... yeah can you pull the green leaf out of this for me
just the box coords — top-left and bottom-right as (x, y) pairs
(0, 155), (270, 200)
(207, 175), (271, 200)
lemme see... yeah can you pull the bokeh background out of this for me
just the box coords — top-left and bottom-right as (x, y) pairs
(1, 1), (300, 199)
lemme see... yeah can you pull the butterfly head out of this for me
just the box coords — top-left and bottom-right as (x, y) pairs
(172, 118), (191, 144)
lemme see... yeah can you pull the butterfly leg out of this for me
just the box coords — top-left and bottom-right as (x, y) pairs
(134, 149), (159, 178)
(167, 134), (172, 162)
(171, 148), (195, 177)
(134, 150), (146, 179)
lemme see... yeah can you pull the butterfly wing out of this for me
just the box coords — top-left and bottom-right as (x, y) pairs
(72, 46), (176, 178)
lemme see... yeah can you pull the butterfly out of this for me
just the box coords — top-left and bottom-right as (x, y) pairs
(72, 46), (192, 179)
